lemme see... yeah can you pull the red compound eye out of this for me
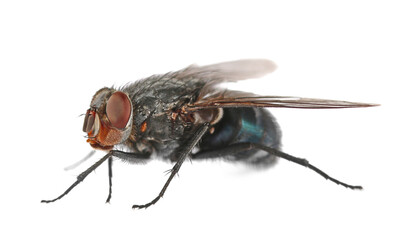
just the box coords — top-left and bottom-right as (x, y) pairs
(106, 91), (131, 129)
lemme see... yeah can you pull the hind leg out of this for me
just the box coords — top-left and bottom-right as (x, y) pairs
(193, 142), (362, 190)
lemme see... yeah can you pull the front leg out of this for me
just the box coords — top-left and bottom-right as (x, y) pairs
(105, 156), (113, 203)
(105, 150), (151, 203)
(41, 150), (150, 204)
(132, 123), (210, 209)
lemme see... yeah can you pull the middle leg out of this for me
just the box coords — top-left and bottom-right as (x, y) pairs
(132, 123), (210, 209)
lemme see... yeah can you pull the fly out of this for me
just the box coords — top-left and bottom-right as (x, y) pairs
(41, 59), (377, 209)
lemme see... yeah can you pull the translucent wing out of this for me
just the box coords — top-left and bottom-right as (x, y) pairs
(177, 59), (277, 99)
(176, 59), (377, 110)
(179, 59), (276, 81)
(187, 90), (378, 110)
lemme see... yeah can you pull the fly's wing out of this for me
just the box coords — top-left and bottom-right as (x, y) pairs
(176, 59), (277, 99)
(187, 90), (378, 110)
(176, 59), (377, 110)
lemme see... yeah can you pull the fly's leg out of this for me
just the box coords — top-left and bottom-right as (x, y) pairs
(41, 153), (112, 203)
(41, 151), (150, 204)
(106, 156), (113, 203)
(104, 151), (150, 203)
(193, 142), (362, 190)
(132, 123), (210, 209)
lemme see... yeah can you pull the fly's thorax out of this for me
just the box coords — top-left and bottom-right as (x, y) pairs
(83, 88), (133, 150)
(165, 107), (224, 140)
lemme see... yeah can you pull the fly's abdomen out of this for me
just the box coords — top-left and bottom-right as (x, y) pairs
(199, 108), (281, 166)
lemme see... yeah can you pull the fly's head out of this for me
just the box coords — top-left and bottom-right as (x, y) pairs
(82, 88), (133, 151)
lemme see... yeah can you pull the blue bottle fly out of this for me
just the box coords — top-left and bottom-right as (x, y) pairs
(41, 59), (377, 209)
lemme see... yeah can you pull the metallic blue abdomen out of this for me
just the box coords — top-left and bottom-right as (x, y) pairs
(200, 108), (281, 166)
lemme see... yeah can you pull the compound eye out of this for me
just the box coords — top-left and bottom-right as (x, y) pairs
(106, 91), (131, 129)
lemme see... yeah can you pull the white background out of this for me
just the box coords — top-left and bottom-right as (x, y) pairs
(1, 1), (406, 239)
